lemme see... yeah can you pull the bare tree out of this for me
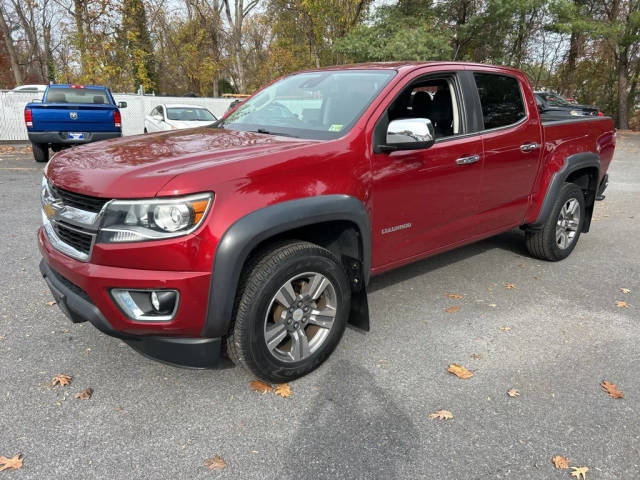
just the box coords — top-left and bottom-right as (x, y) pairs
(223, 0), (259, 92)
(0, 3), (23, 85)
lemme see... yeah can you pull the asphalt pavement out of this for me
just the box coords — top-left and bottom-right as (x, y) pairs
(0, 136), (638, 479)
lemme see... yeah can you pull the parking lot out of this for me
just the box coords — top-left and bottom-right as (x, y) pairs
(0, 136), (638, 479)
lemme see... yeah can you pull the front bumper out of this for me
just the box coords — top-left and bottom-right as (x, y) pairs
(28, 131), (121, 145)
(38, 228), (221, 368)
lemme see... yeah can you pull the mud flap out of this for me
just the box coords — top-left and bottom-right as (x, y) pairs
(348, 287), (370, 332)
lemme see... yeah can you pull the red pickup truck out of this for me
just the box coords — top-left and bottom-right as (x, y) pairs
(39, 62), (615, 381)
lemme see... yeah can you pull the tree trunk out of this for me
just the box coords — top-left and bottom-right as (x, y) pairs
(73, 0), (88, 75)
(0, 7), (23, 85)
(617, 56), (629, 129)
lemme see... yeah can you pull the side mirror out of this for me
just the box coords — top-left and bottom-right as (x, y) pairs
(118, 101), (127, 108)
(383, 118), (435, 152)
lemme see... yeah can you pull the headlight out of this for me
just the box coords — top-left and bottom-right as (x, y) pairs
(569, 110), (582, 116)
(97, 192), (213, 243)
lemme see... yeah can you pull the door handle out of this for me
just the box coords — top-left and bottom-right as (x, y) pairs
(520, 142), (540, 152)
(456, 154), (480, 165)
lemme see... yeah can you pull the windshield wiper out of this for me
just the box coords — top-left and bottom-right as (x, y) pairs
(254, 128), (297, 138)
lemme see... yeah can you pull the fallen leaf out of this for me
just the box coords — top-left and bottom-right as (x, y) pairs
(274, 383), (292, 398)
(0, 454), (23, 471)
(51, 374), (72, 387)
(470, 353), (483, 360)
(46, 300), (57, 306)
(74, 388), (93, 400)
(552, 455), (570, 469)
(519, 263), (526, 268)
(446, 293), (464, 299)
(444, 306), (460, 313)
(499, 325), (511, 332)
(615, 301), (629, 308)
(447, 363), (473, 379)
(204, 455), (227, 471)
(601, 380), (624, 399)
(621, 288), (631, 294)
(571, 466), (589, 479)
(507, 389), (520, 397)
(504, 283), (516, 289)
(429, 409), (453, 420)
(249, 380), (273, 394)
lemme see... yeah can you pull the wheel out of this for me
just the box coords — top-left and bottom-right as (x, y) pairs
(32, 142), (49, 163)
(526, 182), (585, 261)
(226, 241), (351, 382)
(144, 128), (148, 134)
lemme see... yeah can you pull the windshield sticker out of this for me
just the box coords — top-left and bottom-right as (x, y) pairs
(328, 124), (343, 132)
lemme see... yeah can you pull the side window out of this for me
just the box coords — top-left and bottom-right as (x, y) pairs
(473, 73), (525, 130)
(150, 107), (159, 116)
(387, 75), (461, 138)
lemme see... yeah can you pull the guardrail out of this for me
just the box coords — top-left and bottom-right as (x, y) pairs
(0, 92), (234, 142)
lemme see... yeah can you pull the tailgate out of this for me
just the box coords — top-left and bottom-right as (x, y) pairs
(31, 105), (118, 132)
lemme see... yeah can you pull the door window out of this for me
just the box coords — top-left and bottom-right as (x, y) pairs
(473, 73), (525, 130)
(387, 76), (461, 139)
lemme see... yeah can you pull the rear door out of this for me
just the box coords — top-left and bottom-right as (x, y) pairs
(470, 69), (543, 229)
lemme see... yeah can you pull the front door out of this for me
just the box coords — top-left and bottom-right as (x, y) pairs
(370, 71), (484, 271)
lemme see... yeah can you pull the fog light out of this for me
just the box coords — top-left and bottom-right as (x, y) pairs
(111, 289), (179, 322)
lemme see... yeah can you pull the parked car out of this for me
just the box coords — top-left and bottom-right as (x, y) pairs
(39, 62), (615, 382)
(144, 104), (217, 132)
(535, 91), (603, 117)
(24, 84), (127, 163)
(10, 84), (48, 97)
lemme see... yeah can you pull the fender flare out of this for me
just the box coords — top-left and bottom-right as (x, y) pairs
(202, 195), (371, 338)
(529, 152), (600, 229)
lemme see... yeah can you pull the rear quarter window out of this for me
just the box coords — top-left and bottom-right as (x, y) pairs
(473, 73), (525, 130)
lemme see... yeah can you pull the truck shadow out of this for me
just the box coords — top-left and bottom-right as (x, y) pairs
(277, 360), (419, 479)
(368, 229), (528, 294)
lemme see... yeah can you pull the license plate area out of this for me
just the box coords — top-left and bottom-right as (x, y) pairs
(68, 132), (85, 140)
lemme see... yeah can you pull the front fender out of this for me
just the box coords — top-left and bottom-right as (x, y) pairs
(202, 195), (371, 337)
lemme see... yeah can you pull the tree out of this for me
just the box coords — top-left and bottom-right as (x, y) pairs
(119, 0), (155, 92)
(0, 3), (23, 85)
(223, 0), (259, 93)
(335, 1), (452, 62)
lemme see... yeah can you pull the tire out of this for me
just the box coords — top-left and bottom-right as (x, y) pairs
(526, 182), (586, 261)
(144, 128), (148, 134)
(226, 241), (351, 382)
(32, 142), (49, 163)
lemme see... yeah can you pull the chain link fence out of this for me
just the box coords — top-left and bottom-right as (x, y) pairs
(0, 91), (234, 142)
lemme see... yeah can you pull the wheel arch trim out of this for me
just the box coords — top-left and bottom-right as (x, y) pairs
(202, 195), (371, 337)
(529, 151), (600, 229)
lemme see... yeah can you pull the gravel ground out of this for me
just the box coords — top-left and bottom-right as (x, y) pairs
(0, 136), (638, 479)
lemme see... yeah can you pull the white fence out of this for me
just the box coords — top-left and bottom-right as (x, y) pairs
(0, 91), (234, 142)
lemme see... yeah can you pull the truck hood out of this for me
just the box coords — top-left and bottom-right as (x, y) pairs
(45, 127), (317, 198)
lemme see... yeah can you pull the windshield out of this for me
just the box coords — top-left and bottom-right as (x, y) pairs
(167, 107), (216, 121)
(217, 70), (396, 140)
(45, 87), (109, 104)
(540, 93), (572, 107)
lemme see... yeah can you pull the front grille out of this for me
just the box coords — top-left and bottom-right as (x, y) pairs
(52, 222), (93, 255)
(50, 185), (108, 213)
